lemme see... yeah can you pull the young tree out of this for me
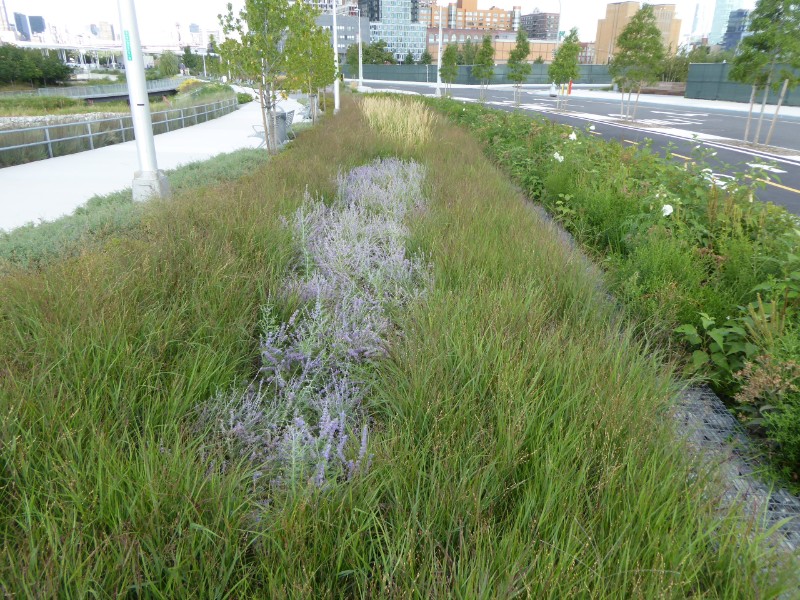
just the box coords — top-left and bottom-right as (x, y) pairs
(440, 43), (459, 95)
(548, 27), (580, 110)
(729, 0), (800, 145)
(346, 44), (360, 77)
(157, 50), (180, 78)
(363, 40), (396, 64)
(219, 0), (313, 153)
(403, 51), (415, 65)
(462, 38), (477, 65)
(181, 46), (202, 74)
(284, 22), (334, 123)
(419, 49), (433, 65)
(608, 5), (665, 120)
(533, 56), (545, 64)
(472, 35), (495, 101)
(507, 28), (531, 106)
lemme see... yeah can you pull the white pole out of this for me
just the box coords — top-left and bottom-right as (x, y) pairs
(436, 3), (443, 97)
(332, 0), (340, 114)
(357, 9), (363, 89)
(202, 53), (207, 78)
(117, 0), (170, 201)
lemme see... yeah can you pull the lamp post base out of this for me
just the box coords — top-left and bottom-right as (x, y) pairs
(132, 170), (171, 202)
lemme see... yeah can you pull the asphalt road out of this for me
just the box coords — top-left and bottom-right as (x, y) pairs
(370, 82), (800, 215)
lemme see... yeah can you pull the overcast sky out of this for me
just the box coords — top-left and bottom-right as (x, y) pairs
(7, 0), (757, 44)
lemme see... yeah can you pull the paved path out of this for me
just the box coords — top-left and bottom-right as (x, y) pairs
(0, 101), (264, 232)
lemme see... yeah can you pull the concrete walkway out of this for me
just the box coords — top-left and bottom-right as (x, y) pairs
(0, 101), (265, 232)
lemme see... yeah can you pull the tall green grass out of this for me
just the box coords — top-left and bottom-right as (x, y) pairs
(0, 96), (795, 596)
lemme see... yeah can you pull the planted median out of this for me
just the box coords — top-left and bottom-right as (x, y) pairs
(0, 95), (795, 595)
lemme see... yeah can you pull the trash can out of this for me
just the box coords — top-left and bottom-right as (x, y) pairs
(274, 108), (288, 145)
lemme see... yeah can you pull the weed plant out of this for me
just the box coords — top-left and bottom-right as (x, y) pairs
(359, 96), (434, 150)
(430, 97), (800, 481)
(0, 96), (795, 595)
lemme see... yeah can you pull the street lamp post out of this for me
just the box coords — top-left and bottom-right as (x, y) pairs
(331, 0), (340, 114)
(436, 2), (443, 97)
(117, 0), (170, 201)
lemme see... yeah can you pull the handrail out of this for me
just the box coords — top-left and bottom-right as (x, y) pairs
(0, 97), (238, 165)
(34, 76), (187, 99)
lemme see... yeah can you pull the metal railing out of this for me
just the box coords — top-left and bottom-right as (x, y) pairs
(34, 76), (186, 99)
(0, 97), (238, 167)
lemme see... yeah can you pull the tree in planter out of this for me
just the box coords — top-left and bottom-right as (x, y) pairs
(472, 35), (495, 102)
(507, 28), (531, 106)
(419, 50), (433, 65)
(440, 43), (459, 96)
(462, 38), (477, 65)
(533, 56), (545, 64)
(403, 51), (415, 65)
(219, 0), (313, 153)
(608, 5), (664, 120)
(284, 22), (334, 124)
(157, 50), (180, 78)
(548, 27), (580, 110)
(729, 0), (800, 145)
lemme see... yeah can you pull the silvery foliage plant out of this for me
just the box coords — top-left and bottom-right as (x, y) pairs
(200, 158), (430, 490)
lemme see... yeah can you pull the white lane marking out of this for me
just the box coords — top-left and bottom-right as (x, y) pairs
(651, 110), (709, 117)
(746, 163), (787, 174)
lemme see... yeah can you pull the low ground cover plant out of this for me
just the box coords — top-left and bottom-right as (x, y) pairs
(0, 96), (795, 595)
(0, 148), (268, 272)
(430, 98), (800, 481)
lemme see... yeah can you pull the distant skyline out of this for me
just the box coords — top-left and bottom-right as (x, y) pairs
(7, 0), (757, 44)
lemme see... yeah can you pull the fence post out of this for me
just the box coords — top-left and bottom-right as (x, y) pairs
(119, 117), (125, 142)
(86, 122), (94, 150)
(181, 107), (185, 129)
(165, 111), (170, 132)
(44, 127), (53, 158)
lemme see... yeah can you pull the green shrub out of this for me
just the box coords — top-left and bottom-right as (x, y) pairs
(236, 92), (253, 104)
(430, 97), (800, 477)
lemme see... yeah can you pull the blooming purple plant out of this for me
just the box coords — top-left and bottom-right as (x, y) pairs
(200, 158), (429, 491)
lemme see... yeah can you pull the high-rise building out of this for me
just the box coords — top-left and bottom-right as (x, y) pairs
(594, 2), (680, 64)
(708, 0), (745, 45)
(13, 12), (29, 40)
(359, 0), (426, 62)
(722, 8), (750, 51)
(97, 21), (115, 41)
(317, 14), (369, 62)
(520, 9), (559, 40)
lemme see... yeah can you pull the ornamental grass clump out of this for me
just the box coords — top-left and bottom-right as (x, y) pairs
(359, 96), (434, 150)
(200, 158), (430, 489)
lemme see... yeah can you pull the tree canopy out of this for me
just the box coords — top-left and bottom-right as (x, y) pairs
(363, 40), (396, 65)
(440, 43), (459, 92)
(0, 45), (72, 86)
(608, 5), (665, 93)
(419, 49), (433, 65)
(472, 35), (495, 99)
(507, 28), (532, 85)
(157, 50), (180, 78)
(548, 27), (580, 85)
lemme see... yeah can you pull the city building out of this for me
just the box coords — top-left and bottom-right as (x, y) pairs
(519, 9), (559, 41)
(708, 0), (745, 45)
(721, 8), (750, 51)
(424, 0), (521, 32)
(578, 42), (595, 64)
(98, 21), (115, 41)
(427, 28), (557, 63)
(594, 2), (680, 64)
(13, 12), (29, 40)
(359, 0), (426, 62)
(316, 14), (370, 62)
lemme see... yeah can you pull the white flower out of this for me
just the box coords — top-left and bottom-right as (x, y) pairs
(553, 151), (564, 162)
(661, 204), (674, 217)
(589, 125), (596, 131)
(568, 131), (577, 141)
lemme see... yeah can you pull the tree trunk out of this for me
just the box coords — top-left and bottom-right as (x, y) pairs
(632, 86), (642, 120)
(765, 78), (789, 146)
(268, 83), (278, 152)
(620, 89), (625, 119)
(743, 85), (756, 142)
(626, 90), (633, 119)
(753, 70), (773, 145)
(259, 81), (270, 154)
